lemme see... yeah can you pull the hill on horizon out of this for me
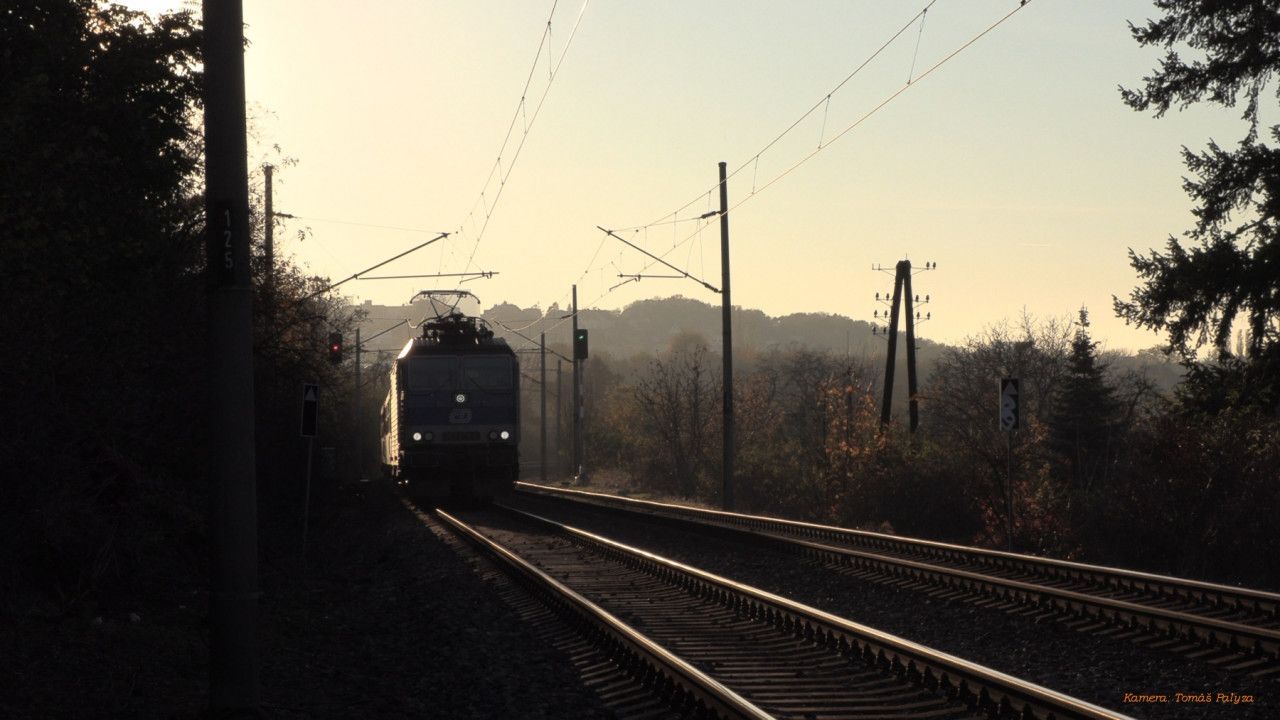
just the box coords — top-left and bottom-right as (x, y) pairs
(349, 294), (1182, 396)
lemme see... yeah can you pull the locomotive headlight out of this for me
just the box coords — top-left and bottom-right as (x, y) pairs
(500, 430), (510, 440)
(412, 432), (423, 442)
(455, 393), (466, 404)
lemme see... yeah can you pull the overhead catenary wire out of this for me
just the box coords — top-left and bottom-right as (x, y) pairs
(273, 4), (589, 319)
(610, 0), (941, 235)
(449, 0), (593, 276)
(507, 0), (1034, 342)
(744, 1), (1028, 203)
(490, 316), (574, 363)
(528, 1), (945, 337)
(608, 0), (1032, 290)
(493, 225), (607, 336)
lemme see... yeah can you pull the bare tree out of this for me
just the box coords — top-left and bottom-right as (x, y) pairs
(925, 313), (1073, 547)
(631, 333), (719, 496)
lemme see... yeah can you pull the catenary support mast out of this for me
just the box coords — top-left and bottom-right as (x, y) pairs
(540, 332), (547, 484)
(203, 0), (259, 712)
(571, 285), (581, 479)
(718, 161), (734, 511)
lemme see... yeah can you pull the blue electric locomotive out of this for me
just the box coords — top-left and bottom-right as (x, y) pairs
(379, 308), (519, 501)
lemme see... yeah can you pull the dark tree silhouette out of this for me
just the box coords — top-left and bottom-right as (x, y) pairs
(1048, 309), (1119, 498)
(1, 1), (206, 489)
(1114, 1), (1280, 360)
(0, 1), (360, 622)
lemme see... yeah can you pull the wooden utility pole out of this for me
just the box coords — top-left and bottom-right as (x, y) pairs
(203, 0), (259, 713)
(718, 161), (734, 511)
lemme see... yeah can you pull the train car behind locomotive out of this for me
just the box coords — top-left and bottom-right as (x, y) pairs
(380, 304), (519, 502)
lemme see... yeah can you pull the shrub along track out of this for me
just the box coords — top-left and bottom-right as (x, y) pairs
(513, 482), (1280, 681)
(435, 500), (1127, 720)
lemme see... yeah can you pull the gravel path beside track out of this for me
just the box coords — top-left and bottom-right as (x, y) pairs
(257, 483), (616, 718)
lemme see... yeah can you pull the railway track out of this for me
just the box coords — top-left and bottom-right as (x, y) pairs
(434, 500), (1128, 720)
(514, 482), (1280, 677)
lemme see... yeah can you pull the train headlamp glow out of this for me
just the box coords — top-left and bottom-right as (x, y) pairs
(455, 393), (466, 404)
(500, 430), (510, 440)
(412, 432), (423, 442)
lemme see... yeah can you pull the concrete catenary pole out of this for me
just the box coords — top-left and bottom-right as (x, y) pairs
(718, 161), (734, 511)
(571, 285), (581, 479)
(355, 327), (363, 480)
(203, 0), (259, 713)
(540, 332), (547, 484)
(555, 358), (563, 476)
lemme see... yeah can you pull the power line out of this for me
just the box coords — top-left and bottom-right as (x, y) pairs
(611, 1), (941, 235)
(500, 0), (1034, 341)
(537, 2), (948, 326)
(450, 0), (559, 268)
(605, 0), (1033, 290)
(304, 2), (591, 303)
(449, 0), (594, 276)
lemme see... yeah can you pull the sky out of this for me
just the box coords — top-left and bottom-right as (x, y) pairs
(127, 1), (1258, 353)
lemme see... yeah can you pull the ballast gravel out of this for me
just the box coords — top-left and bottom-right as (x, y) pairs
(506, 491), (1280, 720)
(257, 484), (617, 719)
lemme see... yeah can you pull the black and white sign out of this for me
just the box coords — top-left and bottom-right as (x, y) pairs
(301, 383), (319, 437)
(999, 378), (1020, 431)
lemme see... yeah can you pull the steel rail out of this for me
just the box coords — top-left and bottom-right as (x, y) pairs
(515, 482), (1280, 658)
(432, 507), (774, 720)
(499, 503), (1131, 720)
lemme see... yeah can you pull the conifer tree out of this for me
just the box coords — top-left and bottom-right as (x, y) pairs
(1049, 309), (1118, 496)
(1114, 1), (1280, 361)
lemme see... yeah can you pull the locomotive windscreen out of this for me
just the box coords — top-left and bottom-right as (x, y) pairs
(403, 355), (513, 406)
(462, 357), (513, 392)
(406, 357), (455, 407)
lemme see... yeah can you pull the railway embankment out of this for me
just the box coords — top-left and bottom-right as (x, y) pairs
(2, 482), (614, 718)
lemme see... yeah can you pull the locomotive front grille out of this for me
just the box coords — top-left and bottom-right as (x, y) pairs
(441, 431), (481, 442)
